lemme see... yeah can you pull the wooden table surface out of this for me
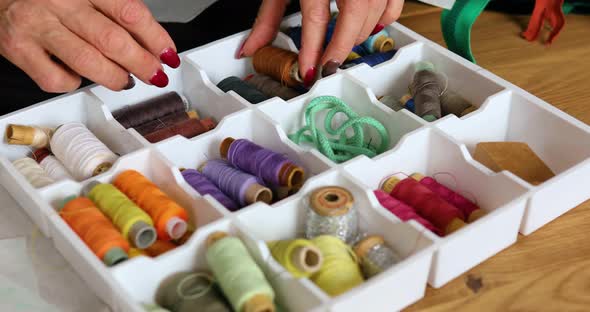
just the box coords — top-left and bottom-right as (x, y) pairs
(396, 2), (590, 311)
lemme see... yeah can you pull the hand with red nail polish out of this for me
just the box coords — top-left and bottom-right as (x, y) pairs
(0, 0), (178, 92)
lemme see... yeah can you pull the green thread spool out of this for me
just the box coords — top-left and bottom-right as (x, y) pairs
(288, 96), (390, 163)
(157, 271), (231, 312)
(85, 181), (157, 249)
(206, 232), (275, 312)
(310, 235), (364, 297)
(267, 239), (323, 278)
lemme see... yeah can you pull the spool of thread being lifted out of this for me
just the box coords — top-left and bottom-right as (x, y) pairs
(5, 124), (54, 148)
(206, 232), (275, 312)
(353, 235), (400, 279)
(220, 137), (304, 189)
(113, 92), (189, 129)
(252, 46), (302, 88)
(305, 186), (358, 244)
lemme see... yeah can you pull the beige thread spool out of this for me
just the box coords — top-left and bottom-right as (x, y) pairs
(372, 36), (395, 53)
(220, 137), (305, 189)
(6, 124), (54, 148)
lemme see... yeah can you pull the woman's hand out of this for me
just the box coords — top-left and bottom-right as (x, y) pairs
(0, 0), (179, 92)
(240, 0), (404, 87)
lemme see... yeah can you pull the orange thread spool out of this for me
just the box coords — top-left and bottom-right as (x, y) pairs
(60, 196), (129, 266)
(145, 240), (177, 257)
(113, 170), (189, 241)
(252, 46), (302, 88)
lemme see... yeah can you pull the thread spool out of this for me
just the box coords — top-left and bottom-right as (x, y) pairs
(181, 169), (239, 211)
(144, 240), (177, 257)
(50, 122), (117, 180)
(409, 61), (443, 119)
(342, 50), (397, 68)
(310, 235), (364, 297)
(252, 46), (302, 88)
(381, 177), (466, 235)
(143, 117), (216, 143)
(200, 160), (272, 206)
(134, 111), (198, 136)
(440, 90), (476, 117)
(129, 248), (148, 258)
(157, 271), (231, 312)
(400, 94), (415, 112)
(5, 124), (54, 148)
(267, 239), (323, 278)
(346, 45), (369, 61)
(59, 196), (129, 266)
(362, 29), (395, 54)
(305, 186), (358, 244)
(373, 190), (441, 235)
(113, 92), (189, 129)
(378, 95), (404, 111)
(244, 74), (301, 101)
(220, 137), (304, 189)
(206, 232), (275, 312)
(33, 148), (73, 181)
(113, 170), (189, 241)
(461, 105), (478, 116)
(353, 235), (400, 279)
(410, 173), (486, 223)
(85, 181), (157, 249)
(217, 76), (270, 104)
(12, 157), (55, 188)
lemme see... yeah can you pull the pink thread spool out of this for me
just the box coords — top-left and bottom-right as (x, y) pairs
(374, 190), (441, 235)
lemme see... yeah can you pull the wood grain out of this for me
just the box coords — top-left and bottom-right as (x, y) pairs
(397, 5), (590, 312)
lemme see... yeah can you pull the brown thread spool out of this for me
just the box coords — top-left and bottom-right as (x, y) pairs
(219, 137), (304, 189)
(32, 148), (51, 163)
(252, 46), (302, 88)
(381, 176), (465, 235)
(134, 111), (198, 136)
(113, 92), (189, 129)
(6, 124), (54, 148)
(460, 105), (478, 116)
(144, 118), (216, 143)
(244, 74), (301, 100)
(310, 186), (354, 217)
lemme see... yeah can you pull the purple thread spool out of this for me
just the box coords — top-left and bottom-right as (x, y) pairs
(200, 160), (272, 206)
(181, 169), (239, 211)
(220, 138), (305, 189)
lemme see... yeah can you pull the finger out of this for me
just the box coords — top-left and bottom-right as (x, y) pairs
(321, 0), (369, 66)
(90, 0), (180, 68)
(39, 22), (131, 91)
(240, 0), (289, 58)
(299, 0), (331, 86)
(378, 0), (404, 25)
(57, 6), (166, 87)
(3, 40), (81, 93)
(357, 0), (387, 43)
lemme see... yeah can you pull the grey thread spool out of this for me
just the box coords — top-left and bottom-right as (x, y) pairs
(217, 76), (269, 104)
(440, 90), (477, 117)
(378, 95), (404, 111)
(354, 235), (400, 279)
(156, 271), (231, 312)
(305, 186), (358, 244)
(409, 62), (443, 119)
(245, 74), (301, 100)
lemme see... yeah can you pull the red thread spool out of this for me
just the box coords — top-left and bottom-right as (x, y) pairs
(411, 173), (486, 223)
(381, 176), (466, 235)
(373, 190), (441, 235)
(32, 148), (51, 163)
(143, 118), (216, 143)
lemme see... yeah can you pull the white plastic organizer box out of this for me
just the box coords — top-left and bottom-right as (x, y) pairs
(2, 8), (590, 312)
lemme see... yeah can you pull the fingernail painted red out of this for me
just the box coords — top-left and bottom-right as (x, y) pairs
(371, 24), (385, 36)
(303, 67), (317, 88)
(236, 41), (246, 59)
(150, 70), (169, 88)
(160, 48), (181, 68)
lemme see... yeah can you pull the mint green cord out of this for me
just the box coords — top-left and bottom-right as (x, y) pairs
(288, 96), (390, 163)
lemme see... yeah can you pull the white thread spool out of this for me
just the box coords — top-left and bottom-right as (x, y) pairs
(50, 122), (118, 181)
(40, 155), (73, 181)
(5, 124), (54, 148)
(12, 157), (55, 188)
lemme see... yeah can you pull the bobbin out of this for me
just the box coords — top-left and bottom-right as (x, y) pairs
(381, 176), (465, 235)
(372, 36), (395, 53)
(309, 186), (354, 217)
(5, 124), (54, 147)
(219, 137), (305, 188)
(206, 231), (276, 312)
(59, 195), (129, 266)
(83, 181), (157, 249)
(353, 235), (399, 279)
(289, 244), (322, 274)
(198, 160), (273, 205)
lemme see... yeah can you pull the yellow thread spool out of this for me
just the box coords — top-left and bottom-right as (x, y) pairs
(267, 239), (323, 278)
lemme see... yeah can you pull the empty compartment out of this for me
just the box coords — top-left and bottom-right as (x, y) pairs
(236, 169), (434, 311)
(343, 127), (529, 287)
(436, 86), (590, 234)
(257, 73), (425, 165)
(345, 42), (505, 120)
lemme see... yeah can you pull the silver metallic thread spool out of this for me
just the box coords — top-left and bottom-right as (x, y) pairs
(304, 186), (358, 244)
(354, 235), (400, 278)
